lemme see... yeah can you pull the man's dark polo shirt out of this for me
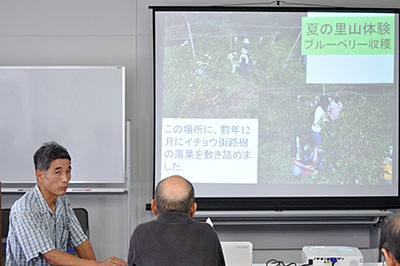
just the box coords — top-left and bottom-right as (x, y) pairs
(128, 212), (226, 266)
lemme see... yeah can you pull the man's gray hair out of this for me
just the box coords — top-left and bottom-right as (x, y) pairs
(154, 176), (195, 214)
(33, 141), (71, 171)
(380, 213), (400, 263)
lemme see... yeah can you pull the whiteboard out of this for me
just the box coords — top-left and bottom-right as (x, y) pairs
(0, 66), (125, 184)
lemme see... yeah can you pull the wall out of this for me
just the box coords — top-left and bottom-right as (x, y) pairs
(0, 0), (135, 260)
(0, 0), (399, 263)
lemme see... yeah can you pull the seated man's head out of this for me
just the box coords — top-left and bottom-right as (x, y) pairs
(380, 213), (400, 266)
(34, 141), (72, 198)
(151, 175), (197, 218)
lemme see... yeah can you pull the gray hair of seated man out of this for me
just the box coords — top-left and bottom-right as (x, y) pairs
(33, 141), (71, 172)
(380, 213), (400, 263)
(154, 175), (195, 214)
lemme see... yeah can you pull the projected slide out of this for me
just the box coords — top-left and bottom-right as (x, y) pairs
(154, 10), (399, 198)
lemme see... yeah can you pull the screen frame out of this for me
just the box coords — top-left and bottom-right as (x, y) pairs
(151, 5), (400, 211)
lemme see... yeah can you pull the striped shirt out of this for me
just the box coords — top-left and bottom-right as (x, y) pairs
(6, 185), (87, 265)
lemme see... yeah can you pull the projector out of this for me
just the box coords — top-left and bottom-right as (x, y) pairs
(302, 246), (363, 266)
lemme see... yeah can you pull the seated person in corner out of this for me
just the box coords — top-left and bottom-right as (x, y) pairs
(380, 213), (400, 266)
(6, 141), (127, 266)
(128, 175), (226, 266)
(291, 128), (323, 177)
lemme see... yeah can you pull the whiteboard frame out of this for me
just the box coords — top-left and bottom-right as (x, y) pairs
(0, 66), (126, 186)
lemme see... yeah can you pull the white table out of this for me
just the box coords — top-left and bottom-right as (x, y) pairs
(253, 263), (382, 266)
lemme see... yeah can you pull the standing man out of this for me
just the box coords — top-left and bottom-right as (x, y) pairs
(6, 141), (127, 266)
(311, 95), (329, 166)
(128, 175), (226, 266)
(380, 213), (400, 266)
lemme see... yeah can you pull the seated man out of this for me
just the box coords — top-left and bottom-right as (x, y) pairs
(6, 141), (127, 266)
(128, 175), (226, 266)
(380, 213), (400, 266)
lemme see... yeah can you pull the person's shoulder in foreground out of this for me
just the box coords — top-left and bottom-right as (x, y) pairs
(6, 141), (127, 266)
(380, 212), (400, 266)
(128, 175), (226, 266)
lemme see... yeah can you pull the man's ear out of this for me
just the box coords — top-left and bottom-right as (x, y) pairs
(151, 199), (158, 216)
(36, 169), (44, 184)
(382, 248), (398, 266)
(189, 202), (197, 218)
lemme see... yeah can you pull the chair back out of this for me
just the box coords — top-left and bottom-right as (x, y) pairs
(73, 208), (90, 239)
(1, 209), (10, 239)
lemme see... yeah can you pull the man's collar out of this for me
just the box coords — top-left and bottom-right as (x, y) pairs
(33, 185), (56, 214)
(157, 211), (191, 222)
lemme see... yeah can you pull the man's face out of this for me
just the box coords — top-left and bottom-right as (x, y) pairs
(37, 158), (71, 197)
